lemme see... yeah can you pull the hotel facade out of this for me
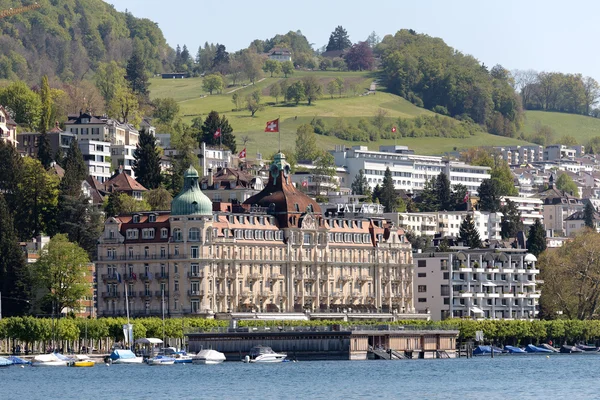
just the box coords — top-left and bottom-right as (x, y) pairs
(96, 154), (417, 319)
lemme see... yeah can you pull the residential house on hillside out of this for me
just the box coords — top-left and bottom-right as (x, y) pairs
(536, 179), (583, 234)
(103, 171), (148, 200)
(17, 122), (75, 158)
(0, 105), (18, 146)
(565, 209), (600, 236)
(268, 47), (292, 62)
(200, 167), (264, 204)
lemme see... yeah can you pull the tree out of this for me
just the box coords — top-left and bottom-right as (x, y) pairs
(39, 75), (52, 134)
(539, 230), (600, 319)
(144, 188), (173, 211)
(435, 172), (452, 210)
(344, 41), (375, 71)
(327, 79), (340, 99)
(55, 194), (104, 259)
(380, 167), (398, 212)
(125, 51), (149, 98)
(313, 152), (337, 197)
(94, 61), (127, 106)
(0, 80), (42, 129)
(491, 161), (519, 196)
(133, 129), (162, 189)
(0, 194), (30, 316)
(153, 98), (180, 125)
(326, 26), (352, 52)
(59, 140), (87, 197)
(263, 59), (282, 77)
(351, 169), (371, 198)
(203, 74), (224, 95)
(555, 173), (580, 197)
(295, 124), (318, 161)
(37, 132), (53, 169)
(281, 61), (294, 78)
(197, 111), (236, 152)
(269, 83), (281, 103)
(450, 184), (468, 211)
(478, 179), (500, 212)
(242, 51), (263, 84)
(212, 44), (229, 73)
(500, 199), (524, 239)
(287, 81), (305, 105)
(104, 193), (150, 216)
(319, 58), (332, 71)
(35, 234), (91, 315)
(302, 76), (322, 106)
(584, 202), (595, 229)
(246, 90), (263, 117)
(459, 214), (482, 249)
(419, 177), (439, 212)
(171, 127), (199, 194)
(107, 87), (141, 126)
(527, 219), (547, 257)
(366, 31), (380, 48)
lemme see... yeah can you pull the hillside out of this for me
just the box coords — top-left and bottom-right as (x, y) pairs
(522, 110), (600, 145)
(149, 71), (531, 157)
(0, 0), (172, 82)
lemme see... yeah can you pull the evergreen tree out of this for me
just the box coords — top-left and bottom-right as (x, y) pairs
(459, 214), (482, 249)
(584, 202), (595, 229)
(450, 183), (468, 211)
(54, 147), (65, 167)
(527, 219), (547, 256)
(372, 184), (382, 203)
(37, 132), (53, 169)
(326, 26), (352, 52)
(59, 140), (87, 197)
(500, 199), (524, 239)
(133, 129), (162, 189)
(0, 141), (24, 213)
(478, 179), (500, 212)
(0, 194), (30, 316)
(38, 75), (52, 134)
(126, 51), (149, 98)
(56, 194), (103, 259)
(351, 169), (371, 197)
(435, 172), (452, 210)
(380, 167), (398, 212)
(171, 127), (200, 194)
(419, 177), (439, 212)
(197, 111), (236, 153)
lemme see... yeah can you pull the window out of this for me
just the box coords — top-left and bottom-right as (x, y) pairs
(417, 273), (426, 278)
(126, 229), (138, 239)
(142, 229), (155, 239)
(173, 228), (182, 242)
(174, 280), (179, 292)
(418, 285), (427, 293)
(149, 215), (156, 223)
(443, 272), (449, 280)
(303, 233), (311, 245)
(418, 298), (427, 303)
(133, 215), (140, 223)
(418, 260), (426, 268)
(440, 285), (449, 296)
(191, 246), (199, 259)
(189, 228), (200, 241)
(161, 228), (168, 239)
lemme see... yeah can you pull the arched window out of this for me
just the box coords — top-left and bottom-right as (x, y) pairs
(173, 228), (182, 242)
(189, 227), (200, 241)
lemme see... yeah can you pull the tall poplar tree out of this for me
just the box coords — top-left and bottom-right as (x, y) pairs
(38, 75), (52, 134)
(133, 129), (162, 189)
(37, 132), (53, 169)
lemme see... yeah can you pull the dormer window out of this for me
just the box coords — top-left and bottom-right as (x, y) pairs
(149, 214), (156, 223)
(133, 215), (140, 223)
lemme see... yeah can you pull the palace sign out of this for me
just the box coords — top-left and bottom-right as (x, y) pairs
(336, 203), (385, 214)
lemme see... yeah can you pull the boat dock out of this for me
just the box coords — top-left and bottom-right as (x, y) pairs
(185, 325), (459, 361)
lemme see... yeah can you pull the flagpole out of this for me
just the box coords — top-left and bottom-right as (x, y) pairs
(278, 115), (281, 153)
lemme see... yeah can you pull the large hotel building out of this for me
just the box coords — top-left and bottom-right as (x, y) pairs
(96, 153), (417, 319)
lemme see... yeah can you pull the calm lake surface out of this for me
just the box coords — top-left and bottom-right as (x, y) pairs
(1, 355), (598, 399)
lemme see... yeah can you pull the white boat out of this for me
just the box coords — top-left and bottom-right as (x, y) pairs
(108, 349), (144, 364)
(244, 346), (286, 363)
(146, 355), (175, 365)
(172, 351), (194, 364)
(192, 349), (226, 365)
(31, 353), (70, 367)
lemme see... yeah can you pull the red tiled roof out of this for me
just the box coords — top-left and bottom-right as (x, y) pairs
(104, 172), (148, 193)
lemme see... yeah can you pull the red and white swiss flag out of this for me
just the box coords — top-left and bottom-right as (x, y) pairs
(239, 148), (246, 159)
(265, 118), (279, 132)
(302, 180), (308, 187)
(213, 128), (221, 139)
(391, 126), (397, 133)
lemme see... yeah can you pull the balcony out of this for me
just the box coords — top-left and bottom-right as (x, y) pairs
(358, 275), (373, 283)
(123, 291), (137, 298)
(154, 291), (169, 298)
(500, 293), (514, 298)
(123, 273), (136, 281)
(156, 273), (169, 280)
(102, 274), (119, 282)
(296, 273), (316, 282)
(139, 274), (151, 281)
(188, 289), (201, 297)
(101, 292), (120, 298)
(528, 292), (541, 299)
(259, 290), (273, 299)
(241, 290), (253, 298)
(339, 275), (352, 282)
(331, 291), (343, 299)
(188, 271), (201, 278)
(352, 291), (362, 298)
(270, 273), (284, 281)
(139, 291), (152, 298)
(460, 292), (473, 298)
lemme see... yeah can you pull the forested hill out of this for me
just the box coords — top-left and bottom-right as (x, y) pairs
(0, 0), (173, 83)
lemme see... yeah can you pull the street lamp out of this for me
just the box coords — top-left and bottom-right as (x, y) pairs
(0, 291), (31, 320)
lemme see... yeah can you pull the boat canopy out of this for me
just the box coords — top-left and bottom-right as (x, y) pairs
(505, 345), (526, 354)
(473, 345), (502, 355)
(525, 344), (552, 353)
(110, 349), (137, 360)
(0, 357), (13, 366)
(7, 356), (30, 365)
(135, 338), (163, 344)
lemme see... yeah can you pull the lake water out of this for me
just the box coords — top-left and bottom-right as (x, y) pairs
(1, 355), (598, 399)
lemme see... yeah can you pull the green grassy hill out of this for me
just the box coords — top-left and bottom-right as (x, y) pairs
(149, 72), (531, 157)
(522, 110), (600, 144)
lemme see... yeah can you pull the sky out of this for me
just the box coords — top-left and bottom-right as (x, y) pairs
(107, 0), (600, 80)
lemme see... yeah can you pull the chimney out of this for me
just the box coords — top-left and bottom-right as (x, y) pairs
(208, 168), (213, 187)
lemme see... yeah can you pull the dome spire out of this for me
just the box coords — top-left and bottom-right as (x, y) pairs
(171, 165), (212, 216)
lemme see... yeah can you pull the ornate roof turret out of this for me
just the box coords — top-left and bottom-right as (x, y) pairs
(244, 152), (321, 228)
(171, 165), (213, 216)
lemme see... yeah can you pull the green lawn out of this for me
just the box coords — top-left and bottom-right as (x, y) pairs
(149, 72), (532, 157)
(522, 110), (600, 143)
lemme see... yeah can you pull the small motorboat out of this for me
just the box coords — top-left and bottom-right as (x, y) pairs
(7, 356), (30, 365)
(560, 345), (583, 354)
(244, 346), (286, 363)
(172, 351), (194, 364)
(146, 355), (176, 366)
(538, 343), (559, 352)
(108, 349), (144, 364)
(504, 345), (527, 354)
(31, 353), (70, 367)
(472, 345), (503, 356)
(0, 357), (13, 367)
(192, 349), (226, 365)
(525, 344), (553, 354)
(71, 355), (95, 367)
(576, 344), (598, 352)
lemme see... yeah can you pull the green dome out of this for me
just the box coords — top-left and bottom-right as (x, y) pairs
(171, 165), (212, 216)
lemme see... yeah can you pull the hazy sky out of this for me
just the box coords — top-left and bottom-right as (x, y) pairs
(108, 0), (600, 80)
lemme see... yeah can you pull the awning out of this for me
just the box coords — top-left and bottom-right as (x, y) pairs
(470, 306), (484, 315)
(483, 282), (497, 287)
(134, 338), (163, 344)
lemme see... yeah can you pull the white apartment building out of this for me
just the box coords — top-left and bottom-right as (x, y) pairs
(111, 144), (136, 177)
(387, 211), (502, 242)
(413, 250), (539, 321)
(331, 145), (490, 195)
(79, 140), (112, 183)
(0, 105), (17, 146)
(494, 145), (543, 165)
(544, 145), (576, 162)
(500, 196), (543, 228)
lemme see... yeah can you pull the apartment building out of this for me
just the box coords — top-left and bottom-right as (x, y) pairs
(0, 105), (17, 146)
